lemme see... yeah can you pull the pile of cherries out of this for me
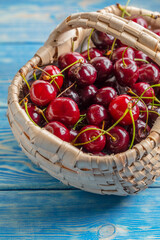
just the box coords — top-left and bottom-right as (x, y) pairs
(20, 14), (160, 156)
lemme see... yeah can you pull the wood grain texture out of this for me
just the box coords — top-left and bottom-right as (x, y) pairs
(0, 188), (159, 239)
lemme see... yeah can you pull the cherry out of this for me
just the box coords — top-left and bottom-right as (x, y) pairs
(86, 104), (108, 126)
(90, 56), (113, 82)
(132, 82), (155, 104)
(94, 87), (117, 107)
(106, 125), (130, 154)
(134, 50), (150, 66)
(114, 58), (139, 87)
(22, 103), (42, 125)
(91, 30), (114, 49)
(69, 129), (78, 142)
(68, 62), (97, 86)
(136, 100), (147, 122)
(109, 95), (139, 125)
(46, 97), (80, 126)
(61, 88), (80, 105)
(40, 65), (63, 92)
(30, 80), (57, 107)
(153, 29), (160, 36)
(78, 125), (106, 152)
(112, 47), (135, 63)
(138, 63), (160, 85)
(130, 119), (150, 143)
(44, 121), (71, 142)
(58, 52), (86, 74)
(81, 48), (103, 60)
(79, 85), (98, 106)
(132, 17), (148, 28)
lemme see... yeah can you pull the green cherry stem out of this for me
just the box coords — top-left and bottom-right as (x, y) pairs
(122, 46), (129, 67)
(24, 98), (39, 127)
(19, 70), (30, 90)
(140, 110), (160, 117)
(36, 108), (49, 123)
(134, 58), (149, 64)
(73, 114), (86, 130)
(129, 109), (135, 149)
(19, 93), (30, 105)
(108, 38), (117, 59)
(61, 59), (84, 73)
(87, 28), (94, 61)
(33, 70), (37, 80)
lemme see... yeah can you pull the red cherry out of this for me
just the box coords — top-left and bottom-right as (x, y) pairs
(30, 80), (57, 107)
(91, 30), (114, 49)
(69, 129), (78, 142)
(136, 100), (147, 122)
(138, 63), (160, 85)
(81, 48), (103, 60)
(40, 65), (63, 92)
(109, 95), (139, 125)
(79, 85), (98, 106)
(68, 63), (97, 86)
(44, 121), (71, 142)
(94, 87), (117, 107)
(58, 52), (86, 74)
(134, 50), (150, 66)
(61, 88), (80, 105)
(22, 103), (42, 125)
(90, 56), (113, 82)
(130, 119), (150, 143)
(46, 97), (80, 126)
(114, 58), (139, 87)
(112, 47), (135, 63)
(132, 17), (148, 28)
(106, 125), (130, 154)
(78, 125), (106, 152)
(132, 82), (155, 104)
(86, 104), (108, 126)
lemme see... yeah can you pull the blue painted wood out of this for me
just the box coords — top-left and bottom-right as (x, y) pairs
(0, 0), (159, 43)
(0, 188), (159, 239)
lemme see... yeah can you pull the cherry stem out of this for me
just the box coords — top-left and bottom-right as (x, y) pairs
(49, 73), (64, 92)
(57, 81), (76, 98)
(87, 28), (94, 61)
(134, 58), (149, 64)
(19, 70), (30, 90)
(117, 2), (131, 18)
(37, 108), (49, 123)
(33, 70), (37, 80)
(102, 120), (105, 130)
(61, 59), (83, 73)
(19, 93), (30, 105)
(73, 114), (86, 130)
(24, 98), (39, 127)
(129, 109), (135, 149)
(107, 38), (117, 59)
(122, 47), (129, 67)
(128, 89), (149, 131)
(141, 110), (160, 117)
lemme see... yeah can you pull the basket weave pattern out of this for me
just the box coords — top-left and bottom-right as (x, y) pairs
(7, 5), (160, 195)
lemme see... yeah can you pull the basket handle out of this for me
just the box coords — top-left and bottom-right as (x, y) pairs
(35, 10), (160, 66)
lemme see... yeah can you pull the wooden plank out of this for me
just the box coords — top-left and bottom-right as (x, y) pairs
(0, 108), (73, 190)
(0, 188), (159, 239)
(0, 0), (159, 43)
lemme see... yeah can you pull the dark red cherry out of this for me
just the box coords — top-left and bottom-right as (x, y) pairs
(30, 80), (57, 107)
(86, 104), (108, 126)
(68, 62), (97, 86)
(91, 30), (114, 49)
(69, 129), (78, 142)
(106, 125), (130, 154)
(40, 65), (63, 92)
(94, 87), (117, 107)
(90, 56), (113, 82)
(134, 50), (150, 66)
(153, 29), (160, 36)
(114, 58), (139, 87)
(138, 63), (160, 85)
(136, 100), (147, 122)
(132, 17), (148, 28)
(148, 105), (160, 127)
(132, 82), (155, 104)
(58, 52), (86, 74)
(79, 85), (98, 106)
(109, 95), (139, 125)
(112, 47), (135, 63)
(130, 119), (150, 143)
(22, 103), (42, 125)
(61, 88), (80, 105)
(44, 121), (71, 142)
(78, 125), (106, 152)
(46, 97), (80, 126)
(81, 47), (103, 60)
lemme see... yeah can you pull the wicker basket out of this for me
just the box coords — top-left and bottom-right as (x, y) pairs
(7, 5), (160, 196)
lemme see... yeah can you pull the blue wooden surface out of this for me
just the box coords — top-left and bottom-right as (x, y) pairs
(1, 0), (160, 239)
